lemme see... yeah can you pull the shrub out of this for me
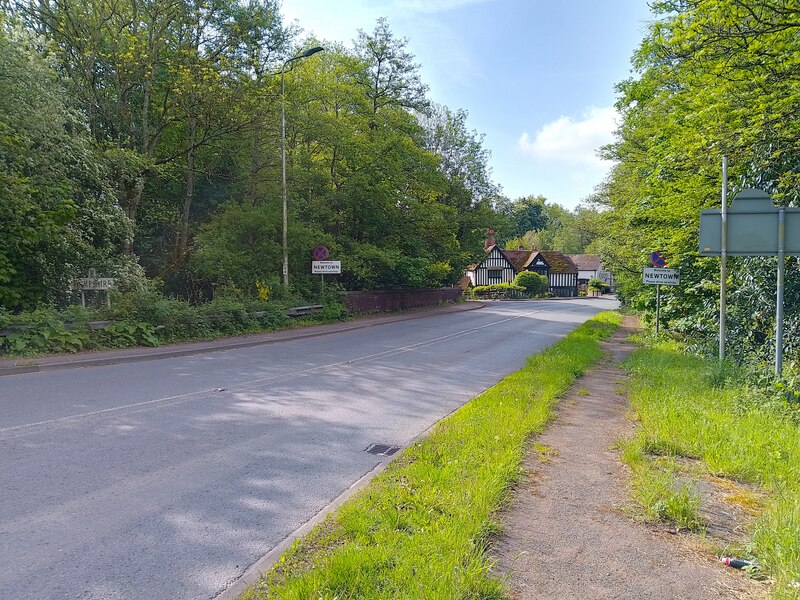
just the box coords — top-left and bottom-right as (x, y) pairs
(107, 288), (209, 342)
(588, 278), (610, 294)
(198, 297), (259, 336)
(95, 321), (162, 348)
(255, 302), (291, 329)
(513, 271), (549, 296)
(0, 305), (90, 354)
(471, 283), (525, 299)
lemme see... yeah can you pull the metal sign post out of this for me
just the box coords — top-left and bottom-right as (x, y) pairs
(699, 188), (800, 376)
(777, 207), (785, 374)
(312, 245), (330, 300)
(720, 156), (728, 363)
(656, 284), (661, 335)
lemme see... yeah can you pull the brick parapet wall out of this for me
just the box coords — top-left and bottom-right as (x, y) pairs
(344, 288), (462, 313)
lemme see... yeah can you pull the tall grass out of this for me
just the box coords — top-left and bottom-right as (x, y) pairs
(242, 311), (622, 599)
(625, 340), (800, 597)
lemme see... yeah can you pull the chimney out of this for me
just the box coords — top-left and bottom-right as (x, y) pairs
(484, 228), (496, 251)
(517, 244), (524, 251)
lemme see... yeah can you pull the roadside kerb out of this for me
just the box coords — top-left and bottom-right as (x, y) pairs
(212, 381), (474, 600)
(0, 302), (485, 377)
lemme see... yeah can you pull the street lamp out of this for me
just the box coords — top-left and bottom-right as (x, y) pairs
(281, 45), (325, 287)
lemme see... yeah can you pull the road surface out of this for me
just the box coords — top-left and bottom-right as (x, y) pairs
(0, 297), (617, 599)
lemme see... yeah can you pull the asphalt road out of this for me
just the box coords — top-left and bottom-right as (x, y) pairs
(0, 297), (617, 600)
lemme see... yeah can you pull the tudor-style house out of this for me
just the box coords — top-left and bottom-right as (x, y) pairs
(466, 233), (579, 297)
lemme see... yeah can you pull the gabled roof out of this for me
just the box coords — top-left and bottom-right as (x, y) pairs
(501, 249), (534, 272)
(479, 245), (530, 273)
(568, 254), (601, 271)
(533, 251), (578, 274)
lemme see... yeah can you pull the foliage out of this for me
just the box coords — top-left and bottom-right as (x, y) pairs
(513, 271), (549, 296)
(501, 198), (600, 254)
(0, 289), (342, 356)
(0, 19), (129, 310)
(503, 195), (548, 238)
(105, 287), (210, 342)
(470, 283), (525, 299)
(96, 321), (162, 348)
(587, 278), (609, 294)
(2, 5), (510, 314)
(242, 312), (620, 598)
(0, 306), (89, 354)
(598, 0), (800, 364)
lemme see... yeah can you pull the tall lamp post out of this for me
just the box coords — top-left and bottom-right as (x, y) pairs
(281, 46), (324, 287)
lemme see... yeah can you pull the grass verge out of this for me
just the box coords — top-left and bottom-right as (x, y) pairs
(240, 311), (621, 599)
(623, 339), (800, 598)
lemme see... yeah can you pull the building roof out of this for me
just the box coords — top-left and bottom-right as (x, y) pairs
(478, 246), (578, 275)
(500, 249), (534, 272)
(568, 254), (602, 271)
(534, 251), (578, 274)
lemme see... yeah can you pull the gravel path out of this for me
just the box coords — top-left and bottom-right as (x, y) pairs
(491, 320), (765, 600)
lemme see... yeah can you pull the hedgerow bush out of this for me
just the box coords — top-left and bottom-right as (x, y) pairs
(513, 271), (549, 296)
(106, 287), (210, 342)
(0, 306), (89, 354)
(470, 283), (525, 299)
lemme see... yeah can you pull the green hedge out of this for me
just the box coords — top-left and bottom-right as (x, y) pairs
(471, 283), (525, 299)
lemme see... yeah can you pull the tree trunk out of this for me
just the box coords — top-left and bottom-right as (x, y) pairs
(121, 175), (146, 255)
(177, 116), (196, 262)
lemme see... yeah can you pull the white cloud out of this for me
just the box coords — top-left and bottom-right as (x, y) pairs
(517, 106), (618, 167)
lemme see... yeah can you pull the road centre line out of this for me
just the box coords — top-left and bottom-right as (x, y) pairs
(1, 307), (545, 438)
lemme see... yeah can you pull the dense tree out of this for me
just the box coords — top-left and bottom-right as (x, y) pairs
(1, 7), (508, 307)
(0, 18), (128, 310)
(17, 0), (290, 254)
(502, 198), (599, 255)
(354, 17), (429, 116)
(505, 195), (548, 239)
(600, 0), (800, 361)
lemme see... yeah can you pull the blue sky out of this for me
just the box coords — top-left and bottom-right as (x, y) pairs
(281, 0), (653, 210)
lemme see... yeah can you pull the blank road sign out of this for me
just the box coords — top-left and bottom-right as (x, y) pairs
(699, 188), (800, 256)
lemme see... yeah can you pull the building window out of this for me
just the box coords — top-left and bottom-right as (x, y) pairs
(487, 268), (503, 282)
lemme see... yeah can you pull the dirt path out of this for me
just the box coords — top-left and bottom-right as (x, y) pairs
(491, 320), (765, 600)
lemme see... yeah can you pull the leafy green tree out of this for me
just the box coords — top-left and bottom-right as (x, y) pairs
(18, 0), (291, 257)
(0, 19), (128, 310)
(418, 103), (503, 266)
(354, 17), (429, 116)
(600, 0), (800, 361)
(508, 195), (548, 238)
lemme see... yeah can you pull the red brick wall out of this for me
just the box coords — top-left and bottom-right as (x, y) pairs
(345, 288), (463, 313)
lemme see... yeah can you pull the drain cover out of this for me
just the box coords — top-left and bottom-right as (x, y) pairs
(365, 443), (400, 456)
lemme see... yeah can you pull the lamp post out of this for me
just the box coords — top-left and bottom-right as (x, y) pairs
(281, 46), (324, 287)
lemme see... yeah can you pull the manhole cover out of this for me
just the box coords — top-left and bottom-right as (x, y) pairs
(365, 443), (400, 456)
